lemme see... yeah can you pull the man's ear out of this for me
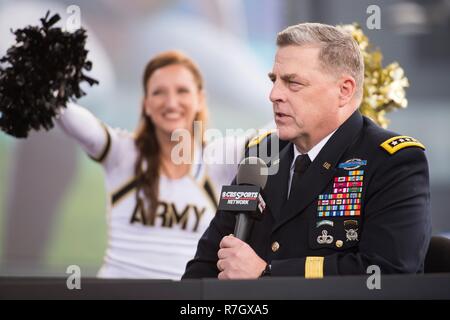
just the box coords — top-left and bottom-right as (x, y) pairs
(338, 75), (357, 107)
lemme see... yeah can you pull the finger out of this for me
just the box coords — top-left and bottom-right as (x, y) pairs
(216, 259), (222, 272)
(218, 271), (226, 280)
(220, 234), (241, 249)
(217, 248), (231, 260)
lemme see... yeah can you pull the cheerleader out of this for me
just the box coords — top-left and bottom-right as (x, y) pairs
(56, 51), (244, 279)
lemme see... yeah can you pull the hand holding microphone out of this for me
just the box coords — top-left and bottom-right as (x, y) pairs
(218, 156), (269, 241)
(216, 157), (269, 279)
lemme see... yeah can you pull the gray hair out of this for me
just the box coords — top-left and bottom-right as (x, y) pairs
(277, 22), (364, 99)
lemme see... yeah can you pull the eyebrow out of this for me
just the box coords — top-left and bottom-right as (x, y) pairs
(280, 73), (298, 82)
(268, 72), (309, 84)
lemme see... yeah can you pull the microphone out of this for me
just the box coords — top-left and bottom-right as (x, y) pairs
(218, 157), (269, 241)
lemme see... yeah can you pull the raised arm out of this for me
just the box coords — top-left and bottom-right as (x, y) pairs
(56, 103), (110, 162)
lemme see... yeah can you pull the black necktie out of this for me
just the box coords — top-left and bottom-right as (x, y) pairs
(289, 154), (311, 199)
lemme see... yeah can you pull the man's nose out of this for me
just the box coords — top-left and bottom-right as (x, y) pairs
(269, 82), (286, 103)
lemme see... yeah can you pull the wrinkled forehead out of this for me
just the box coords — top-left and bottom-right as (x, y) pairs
(273, 45), (322, 74)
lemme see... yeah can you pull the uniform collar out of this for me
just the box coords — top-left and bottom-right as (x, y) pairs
(290, 129), (336, 170)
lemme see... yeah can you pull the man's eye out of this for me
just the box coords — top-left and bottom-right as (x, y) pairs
(152, 90), (162, 96)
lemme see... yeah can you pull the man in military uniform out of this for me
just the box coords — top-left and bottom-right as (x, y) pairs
(183, 22), (431, 279)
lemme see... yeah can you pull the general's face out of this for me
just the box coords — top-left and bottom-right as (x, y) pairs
(269, 45), (341, 143)
(144, 64), (203, 137)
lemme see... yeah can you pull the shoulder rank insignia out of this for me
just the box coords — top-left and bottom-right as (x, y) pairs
(247, 129), (277, 148)
(380, 135), (425, 155)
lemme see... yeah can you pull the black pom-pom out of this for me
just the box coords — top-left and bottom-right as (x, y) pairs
(0, 11), (99, 138)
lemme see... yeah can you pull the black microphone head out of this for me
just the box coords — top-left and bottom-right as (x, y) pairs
(236, 157), (268, 189)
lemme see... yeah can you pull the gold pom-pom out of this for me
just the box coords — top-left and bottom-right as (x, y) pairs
(337, 23), (409, 128)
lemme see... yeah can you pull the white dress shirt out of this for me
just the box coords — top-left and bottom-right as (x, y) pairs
(288, 130), (337, 197)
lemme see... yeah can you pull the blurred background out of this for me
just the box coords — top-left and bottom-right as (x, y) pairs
(0, 0), (449, 277)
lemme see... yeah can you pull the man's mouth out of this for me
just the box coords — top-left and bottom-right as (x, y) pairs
(275, 111), (289, 119)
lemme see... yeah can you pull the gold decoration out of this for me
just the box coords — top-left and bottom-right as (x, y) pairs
(337, 24), (409, 128)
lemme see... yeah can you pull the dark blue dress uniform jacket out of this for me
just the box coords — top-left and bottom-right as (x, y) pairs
(183, 111), (431, 278)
